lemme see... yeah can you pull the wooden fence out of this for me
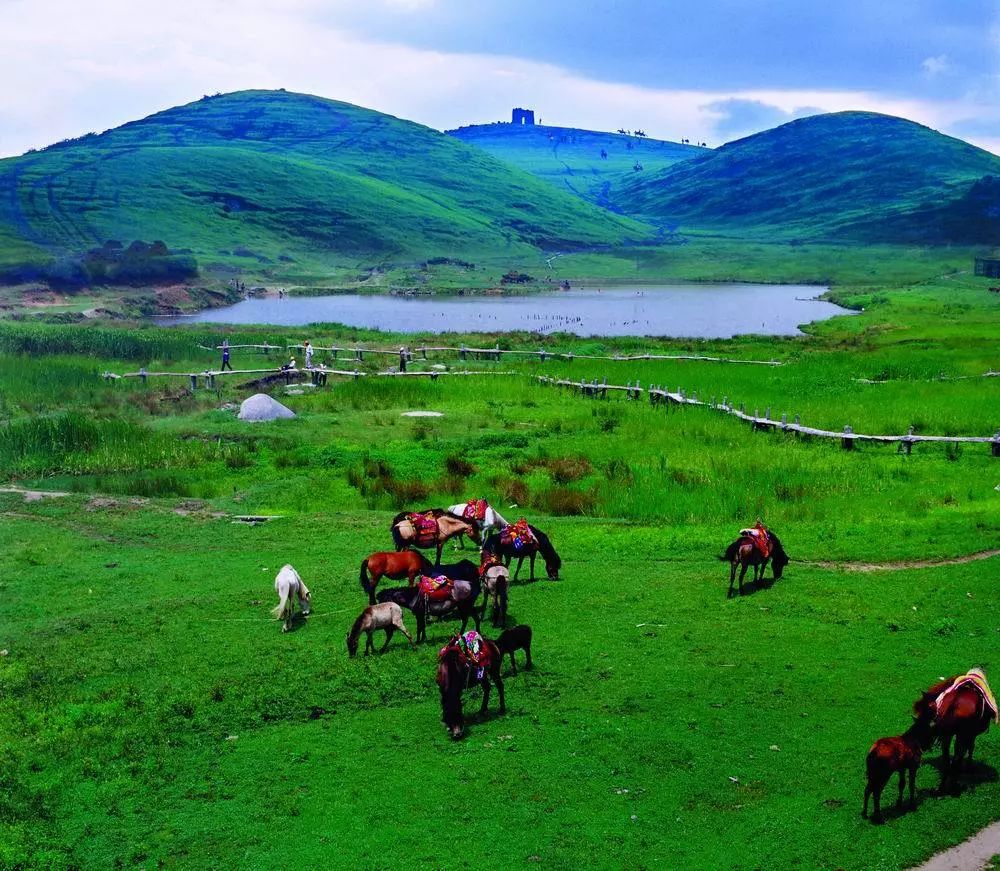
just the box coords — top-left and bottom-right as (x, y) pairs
(203, 342), (781, 366)
(538, 376), (1000, 457)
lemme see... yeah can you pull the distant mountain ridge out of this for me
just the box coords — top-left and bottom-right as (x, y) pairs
(0, 89), (653, 278)
(447, 121), (706, 209)
(610, 111), (1000, 242)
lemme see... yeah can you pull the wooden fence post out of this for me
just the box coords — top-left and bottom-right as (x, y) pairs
(842, 425), (855, 451)
(991, 430), (1000, 457)
(140, 368), (148, 387)
(189, 374), (198, 390)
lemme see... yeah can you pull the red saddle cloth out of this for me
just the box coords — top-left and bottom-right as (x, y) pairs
(439, 631), (492, 677)
(500, 518), (535, 551)
(740, 524), (772, 558)
(408, 512), (438, 547)
(418, 574), (454, 601)
(462, 499), (488, 523)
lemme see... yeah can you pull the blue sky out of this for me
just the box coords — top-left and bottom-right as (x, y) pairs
(1, 0), (998, 157)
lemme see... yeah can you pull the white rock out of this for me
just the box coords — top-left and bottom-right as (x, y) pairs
(401, 410), (443, 417)
(238, 393), (296, 421)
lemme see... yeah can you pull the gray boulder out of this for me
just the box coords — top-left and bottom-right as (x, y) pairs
(238, 393), (296, 422)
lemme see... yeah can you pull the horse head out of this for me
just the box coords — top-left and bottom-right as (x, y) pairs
(437, 649), (465, 739)
(300, 583), (312, 615)
(531, 526), (561, 579)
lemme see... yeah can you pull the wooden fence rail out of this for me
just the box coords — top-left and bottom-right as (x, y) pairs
(206, 342), (782, 366)
(538, 376), (1000, 456)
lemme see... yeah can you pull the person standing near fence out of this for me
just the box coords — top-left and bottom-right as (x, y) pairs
(304, 341), (314, 369)
(221, 339), (233, 371)
(399, 346), (407, 373)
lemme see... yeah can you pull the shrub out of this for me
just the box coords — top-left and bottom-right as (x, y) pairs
(538, 486), (596, 516)
(491, 475), (529, 507)
(547, 456), (592, 484)
(445, 455), (476, 478)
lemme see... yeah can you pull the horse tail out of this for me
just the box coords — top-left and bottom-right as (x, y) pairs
(271, 588), (289, 620)
(359, 558), (371, 593)
(390, 514), (407, 551)
(719, 540), (741, 562)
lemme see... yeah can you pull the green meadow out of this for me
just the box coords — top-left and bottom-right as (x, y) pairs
(1, 272), (998, 869)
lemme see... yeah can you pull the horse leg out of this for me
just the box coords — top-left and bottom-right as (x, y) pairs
(529, 553), (537, 581)
(728, 562), (737, 598)
(368, 571), (380, 605)
(381, 626), (395, 652)
(896, 770), (905, 807)
(494, 668), (505, 714)
(364, 629), (374, 655)
(395, 616), (415, 648)
(938, 734), (953, 794)
(524, 640), (532, 670)
(416, 609), (426, 643)
(908, 764), (917, 808)
(480, 679), (491, 717)
(508, 650), (517, 675)
(435, 542), (443, 567)
(738, 563), (749, 596)
(512, 556), (523, 581)
(872, 781), (884, 823)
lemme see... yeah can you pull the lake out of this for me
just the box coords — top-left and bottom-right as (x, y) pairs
(157, 284), (853, 337)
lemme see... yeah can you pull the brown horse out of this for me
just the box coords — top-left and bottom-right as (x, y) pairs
(915, 672), (996, 794)
(360, 550), (432, 605)
(390, 510), (480, 566)
(436, 637), (505, 739)
(862, 707), (935, 823)
(720, 533), (788, 597)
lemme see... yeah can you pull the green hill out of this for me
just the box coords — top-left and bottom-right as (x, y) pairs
(611, 111), (1000, 241)
(447, 121), (705, 208)
(0, 90), (653, 281)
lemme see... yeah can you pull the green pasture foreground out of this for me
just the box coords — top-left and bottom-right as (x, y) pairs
(0, 499), (997, 870)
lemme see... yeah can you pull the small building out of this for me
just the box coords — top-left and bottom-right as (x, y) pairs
(974, 257), (1000, 278)
(511, 107), (535, 126)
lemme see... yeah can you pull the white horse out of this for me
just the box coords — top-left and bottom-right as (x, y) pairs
(447, 501), (509, 543)
(345, 602), (414, 656)
(482, 563), (510, 627)
(272, 564), (311, 632)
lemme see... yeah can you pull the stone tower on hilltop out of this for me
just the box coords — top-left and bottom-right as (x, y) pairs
(511, 107), (535, 126)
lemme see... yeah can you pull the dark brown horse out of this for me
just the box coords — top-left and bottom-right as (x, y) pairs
(720, 533), (788, 597)
(862, 707), (935, 823)
(390, 510), (481, 566)
(360, 550), (432, 605)
(436, 638), (505, 739)
(915, 672), (996, 794)
(482, 525), (561, 581)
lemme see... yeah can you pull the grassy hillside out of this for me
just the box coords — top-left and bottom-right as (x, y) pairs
(447, 122), (705, 208)
(0, 90), (653, 278)
(613, 111), (1000, 241)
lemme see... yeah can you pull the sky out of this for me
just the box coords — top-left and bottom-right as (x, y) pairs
(2, 0), (1000, 158)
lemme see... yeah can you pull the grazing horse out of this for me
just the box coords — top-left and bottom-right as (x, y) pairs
(915, 670), (997, 794)
(390, 510), (481, 566)
(376, 577), (483, 643)
(272, 564), (311, 632)
(359, 550), (432, 605)
(446, 501), (510, 546)
(480, 560), (510, 627)
(496, 624), (532, 675)
(482, 525), (561, 581)
(862, 708), (935, 823)
(346, 602), (414, 656)
(719, 533), (788, 597)
(436, 636), (505, 739)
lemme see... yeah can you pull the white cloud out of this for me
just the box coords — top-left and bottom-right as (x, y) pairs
(921, 54), (951, 77)
(0, 0), (997, 157)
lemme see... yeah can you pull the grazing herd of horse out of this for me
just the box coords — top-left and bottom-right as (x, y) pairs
(275, 509), (996, 814)
(347, 501), (560, 738)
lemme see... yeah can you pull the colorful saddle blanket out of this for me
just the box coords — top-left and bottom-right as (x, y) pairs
(408, 512), (438, 547)
(462, 499), (489, 523)
(418, 574), (454, 602)
(480, 552), (503, 576)
(500, 519), (535, 551)
(739, 524), (772, 558)
(440, 630), (491, 679)
(936, 669), (999, 724)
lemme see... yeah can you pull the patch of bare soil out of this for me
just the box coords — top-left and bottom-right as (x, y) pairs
(0, 486), (70, 502)
(807, 549), (1000, 572)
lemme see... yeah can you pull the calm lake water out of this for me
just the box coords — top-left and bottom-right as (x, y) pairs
(158, 285), (852, 337)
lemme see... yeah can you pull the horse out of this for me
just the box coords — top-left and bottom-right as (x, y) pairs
(446, 501), (510, 545)
(272, 564), (311, 632)
(481, 562), (510, 627)
(390, 510), (481, 566)
(719, 533), (788, 597)
(436, 637), (505, 739)
(359, 550), (432, 605)
(914, 671), (996, 794)
(862, 707), (935, 823)
(436, 560), (480, 584)
(346, 602), (414, 656)
(376, 577), (483, 643)
(482, 525), (561, 581)
(496, 624), (532, 675)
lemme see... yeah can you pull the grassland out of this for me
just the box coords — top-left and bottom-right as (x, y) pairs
(1, 274), (998, 869)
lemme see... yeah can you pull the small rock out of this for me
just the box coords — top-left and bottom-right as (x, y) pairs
(728, 776), (739, 783)
(769, 745), (780, 752)
(0, 649), (8, 656)
(225, 735), (238, 741)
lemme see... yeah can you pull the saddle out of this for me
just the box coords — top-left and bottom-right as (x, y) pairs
(935, 669), (999, 724)
(462, 499), (488, 523)
(500, 518), (535, 552)
(739, 524), (772, 558)
(408, 512), (438, 548)
(417, 574), (454, 602)
(440, 630), (492, 680)
(479, 552), (503, 577)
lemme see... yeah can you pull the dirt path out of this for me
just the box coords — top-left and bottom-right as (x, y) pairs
(803, 549), (1000, 573)
(910, 818), (1000, 870)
